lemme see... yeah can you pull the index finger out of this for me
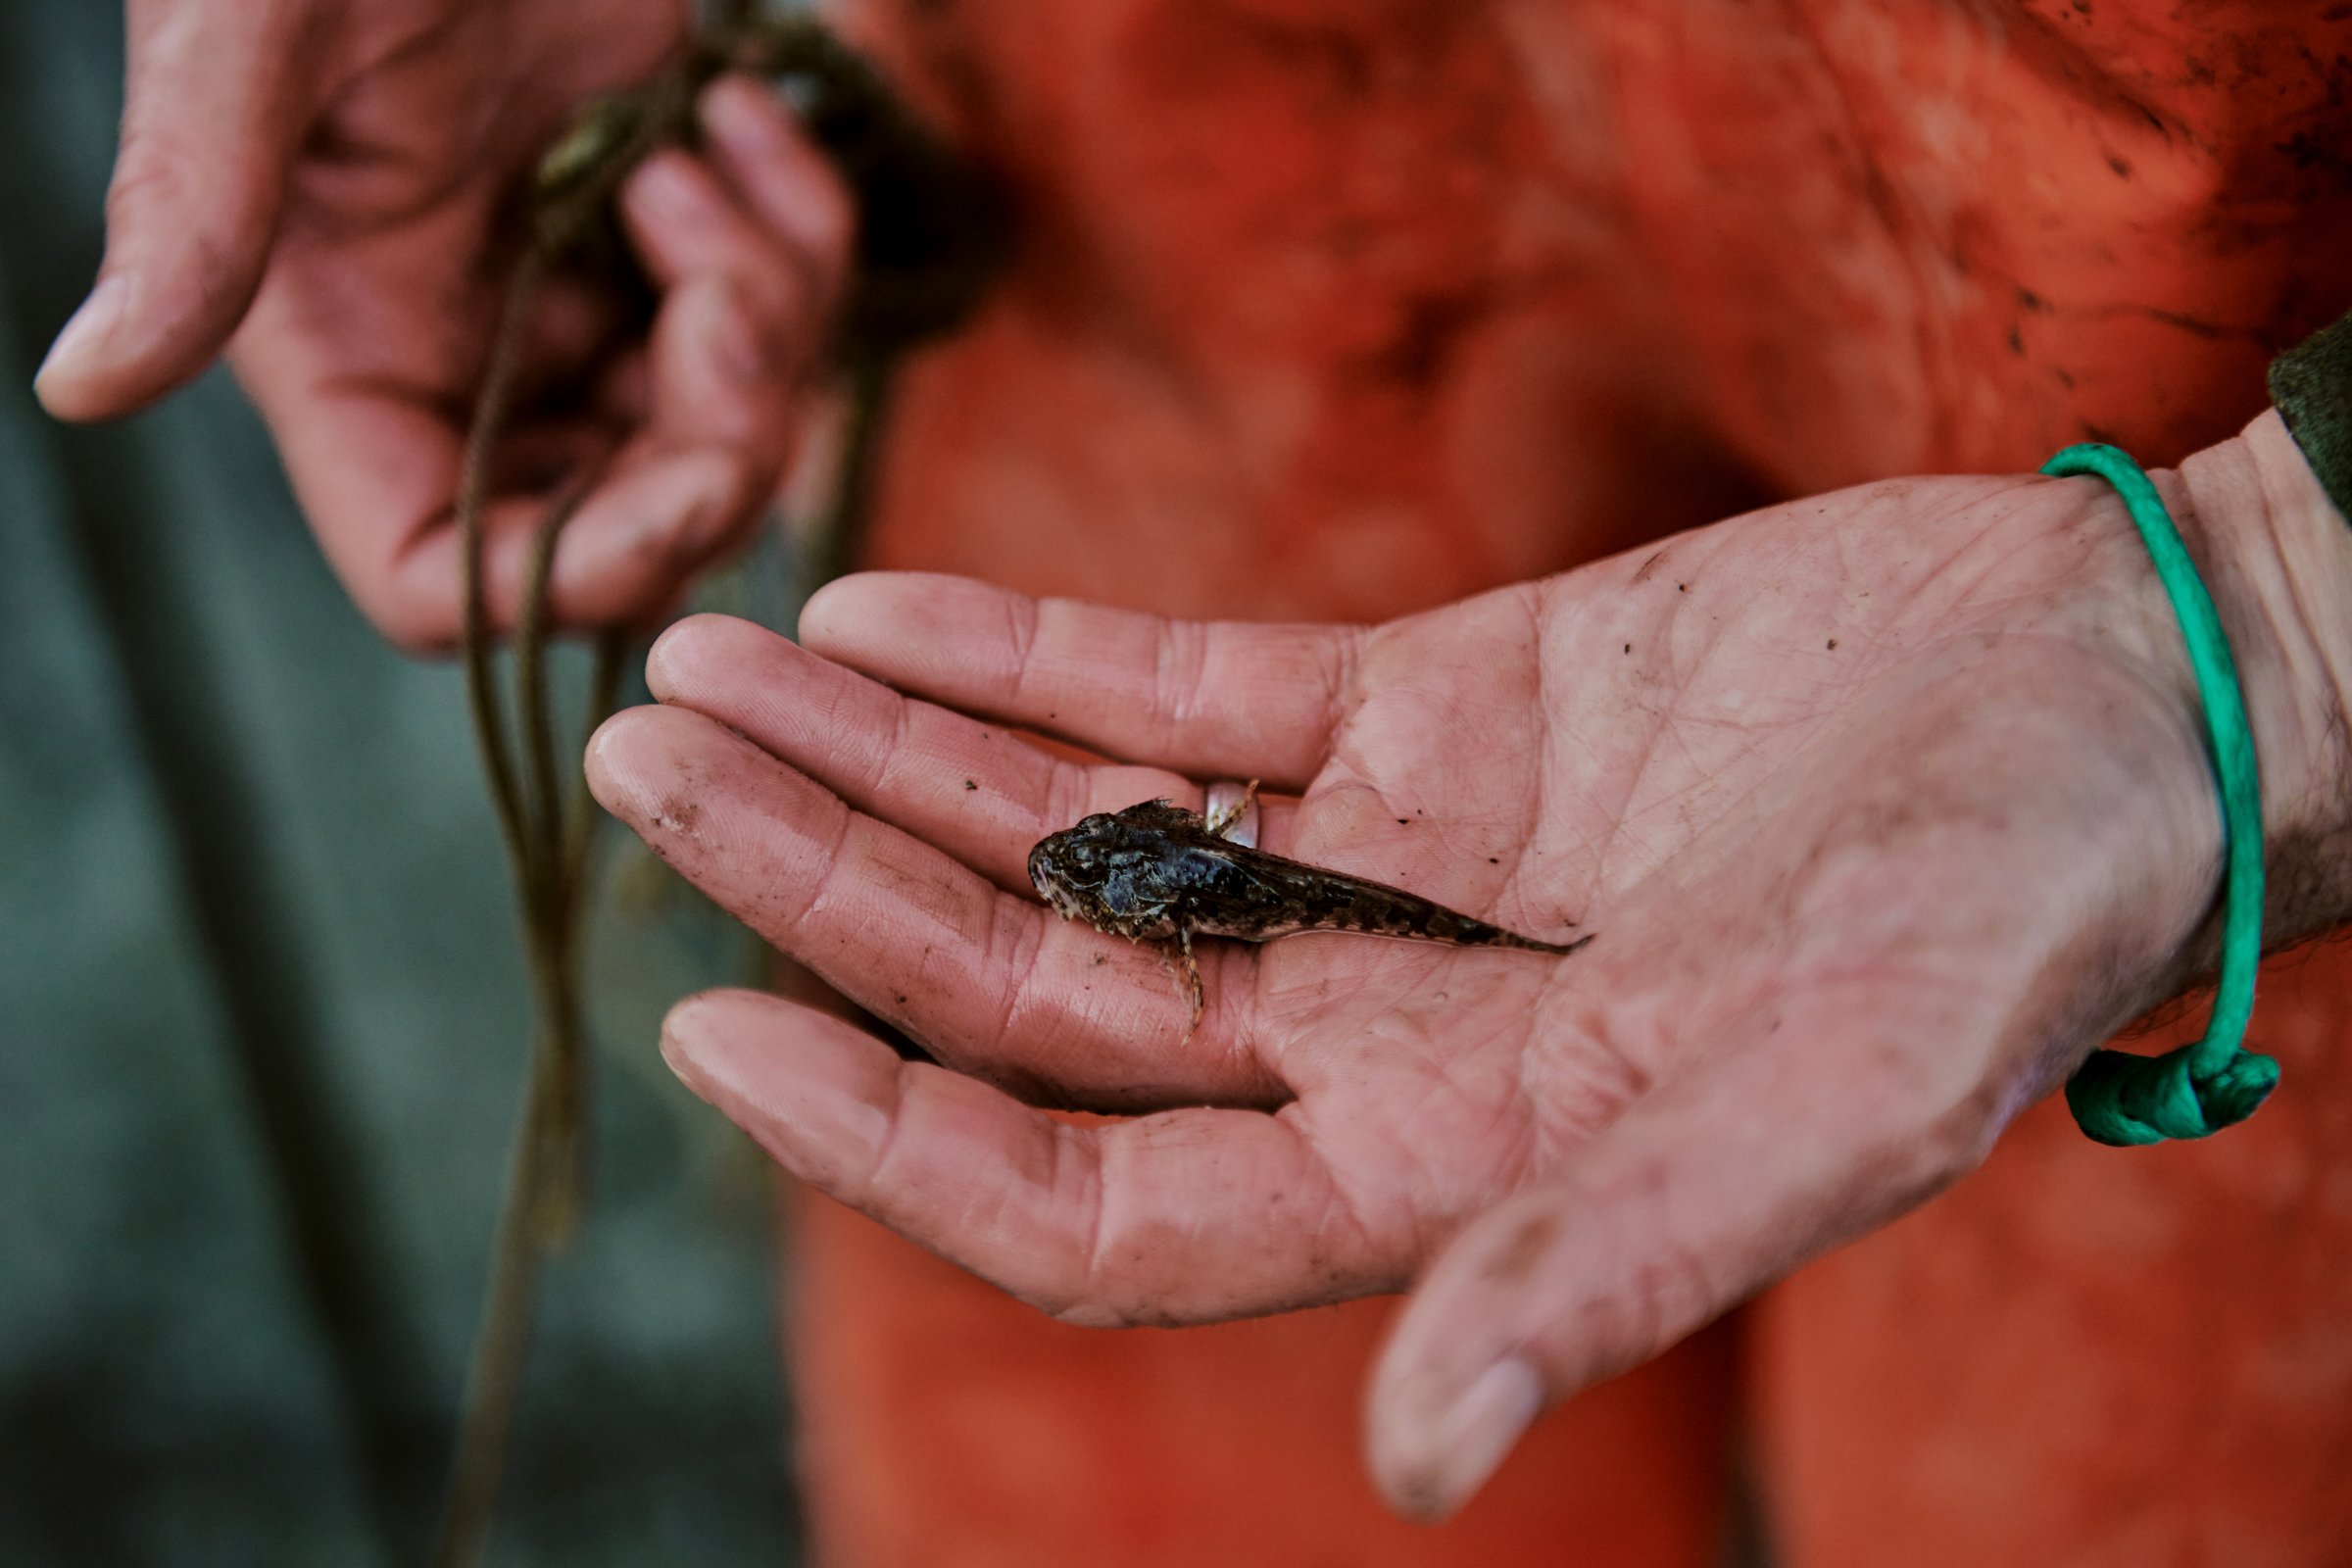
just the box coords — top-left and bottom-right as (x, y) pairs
(799, 573), (1363, 789)
(36, 0), (310, 420)
(645, 612), (1304, 896)
(585, 702), (1292, 1109)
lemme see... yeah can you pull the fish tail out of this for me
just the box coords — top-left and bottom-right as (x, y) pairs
(1427, 908), (1590, 955)
(1488, 926), (1593, 956)
(1344, 889), (1588, 955)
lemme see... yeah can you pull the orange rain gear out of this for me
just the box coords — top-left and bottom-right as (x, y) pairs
(789, 5), (2352, 1563)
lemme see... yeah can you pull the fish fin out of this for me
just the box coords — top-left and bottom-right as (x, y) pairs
(1171, 928), (1203, 1042)
(1112, 798), (1204, 832)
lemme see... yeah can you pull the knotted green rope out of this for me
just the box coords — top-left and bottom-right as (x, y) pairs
(2042, 444), (2279, 1146)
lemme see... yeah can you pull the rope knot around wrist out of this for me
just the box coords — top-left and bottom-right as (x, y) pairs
(2040, 443), (2279, 1147)
(2063, 1040), (2280, 1146)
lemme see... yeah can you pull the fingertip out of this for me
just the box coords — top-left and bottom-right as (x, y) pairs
(1361, 1189), (1592, 1522)
(31, 276), (132, 421)
(660, 985), (788, 1093)
(1365, 1355), (1545, 1526)
(797, 570), (959, 654)
(45, 158), (284, 420)
(35, 265), (256, 421)
(582, 702), (681, 817)
(624, 142), (834, 361)
(547, 446), (760, 625)
(62, 0), (306, 419)
(698, 74), (794, 156)
(622, 148), (729, 250)
(645, 611), (773, 702)
(644, 611), (720, 697)
(699, 74), (856, 263)
(340, 552), (466, 656)
(363, 598), (463, 659)
(659, 988), (727, 1085)
(352, 481), (586, 654)
(661, 988), (899, 1181)
(793, 572), (863, 647)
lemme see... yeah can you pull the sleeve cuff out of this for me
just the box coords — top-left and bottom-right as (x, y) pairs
(2268, 310), (2352, 526)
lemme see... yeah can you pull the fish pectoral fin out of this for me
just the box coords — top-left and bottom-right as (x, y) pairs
(1205, 779), (1261, 841)
(1169, 928), (1204, 1041)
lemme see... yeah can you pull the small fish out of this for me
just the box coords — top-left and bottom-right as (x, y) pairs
(1027, 786), (1590, 1030)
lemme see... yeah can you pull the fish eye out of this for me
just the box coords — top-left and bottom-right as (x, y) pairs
(1038, 839), (1106, 879)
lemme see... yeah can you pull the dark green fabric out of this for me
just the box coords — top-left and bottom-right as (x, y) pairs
(2269, 309), (2352, 524)
(0, 3), (807, 1562)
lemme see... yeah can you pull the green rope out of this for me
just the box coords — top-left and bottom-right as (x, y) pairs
(2041, 444), (2279, 1146)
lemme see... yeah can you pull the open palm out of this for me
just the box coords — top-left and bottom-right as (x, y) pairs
(588, 457), (2287, 1513)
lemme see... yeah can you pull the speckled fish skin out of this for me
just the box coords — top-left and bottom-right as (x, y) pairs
(1027, 798), (1591, 955)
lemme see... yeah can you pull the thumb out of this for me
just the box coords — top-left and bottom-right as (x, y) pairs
(1361, 1041), (1986, 1523)
(36, 0), (318, 420)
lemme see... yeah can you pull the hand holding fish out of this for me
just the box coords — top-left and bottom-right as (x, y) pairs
(587, 416), (2352, 1518)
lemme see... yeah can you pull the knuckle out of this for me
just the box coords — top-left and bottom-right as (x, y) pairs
(1004, 595), (1047, 705)
(104, 102), (222, 221)
(105, 141), (193, 226)
(1614, 1235), (1719, 1354)
(1039, 758), (1095, 837)
(990, 899), (1053, 1046)
(1149, 618), (1211, 747)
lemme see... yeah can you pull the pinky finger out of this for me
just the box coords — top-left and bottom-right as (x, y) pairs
(661, 989), (1393, 1326)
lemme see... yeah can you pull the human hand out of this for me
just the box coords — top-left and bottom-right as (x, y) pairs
(37, 0), (851, 648)
(584, 412), (2352, 1518)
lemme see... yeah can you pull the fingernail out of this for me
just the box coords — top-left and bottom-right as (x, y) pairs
(34, 275), (128, 399)
(659, 993), (724, 1088)
(1393, 1357), (1544, 1522)
(662, 994), (761, 1112)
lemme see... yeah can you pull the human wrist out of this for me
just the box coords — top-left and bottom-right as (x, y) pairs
(2172, 410), (2352, 944)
